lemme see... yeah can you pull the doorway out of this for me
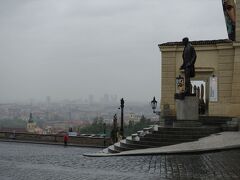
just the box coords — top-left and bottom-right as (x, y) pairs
(191, 80), (208, 115)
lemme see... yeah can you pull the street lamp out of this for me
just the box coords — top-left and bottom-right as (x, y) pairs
(151, 97), (163, 126)
(151, 97), (161, 115)
(151, 97), (157, 113)
(103, 123), (106, 147)
(119, 98), (124, 139)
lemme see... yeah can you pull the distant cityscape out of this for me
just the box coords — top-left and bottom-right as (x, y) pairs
(0, 94), (158, 134)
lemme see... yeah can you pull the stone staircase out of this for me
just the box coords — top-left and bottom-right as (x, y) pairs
(105, 125), (221, 154)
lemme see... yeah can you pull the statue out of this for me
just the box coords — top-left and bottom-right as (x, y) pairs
(180, 37), (197, 95)
(222, 0), (236, 41)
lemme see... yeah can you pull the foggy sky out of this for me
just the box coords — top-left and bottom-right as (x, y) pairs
(0, 0), (227, 103)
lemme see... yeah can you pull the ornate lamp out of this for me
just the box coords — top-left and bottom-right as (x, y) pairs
(151, 96), (157, 113)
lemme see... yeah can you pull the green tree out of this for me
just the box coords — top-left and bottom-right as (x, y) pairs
(124, 115), (152, 136)
(0, 118), (26, 128)
(78, 115), (153, 138)
(79, 116), (111, 136)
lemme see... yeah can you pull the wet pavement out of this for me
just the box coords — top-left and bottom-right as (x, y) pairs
(0, 142), (240, 180)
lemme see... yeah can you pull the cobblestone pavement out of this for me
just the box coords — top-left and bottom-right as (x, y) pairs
(0, 142), (240, 180)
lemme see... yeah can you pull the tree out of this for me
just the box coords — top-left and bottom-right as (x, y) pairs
(124, 115), (152, 136)
(0, 118), (26, 128)
(79, 116), (110, 135)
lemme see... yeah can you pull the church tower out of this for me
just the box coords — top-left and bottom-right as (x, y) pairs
(26, 113), (37, 133)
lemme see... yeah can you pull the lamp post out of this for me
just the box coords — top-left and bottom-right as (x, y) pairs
(120, 98), (124, 139)
(103, 122), (106, 147)
(112, 114), (118, 143)
(151, 97), (163, 126)
(151, 97), (158, 114)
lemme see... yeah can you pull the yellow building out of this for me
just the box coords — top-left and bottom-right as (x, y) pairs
(158, 1), (240, 117)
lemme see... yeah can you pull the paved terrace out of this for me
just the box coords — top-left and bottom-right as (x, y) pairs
(0, 141), (240, 179)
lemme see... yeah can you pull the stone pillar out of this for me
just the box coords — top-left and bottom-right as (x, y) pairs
(232, 44), (240, 102)
(160, 48), (177, 114)
(230, 1), (240, 116)
(231, 43), (240, 116)
(236, 0), (240, 41)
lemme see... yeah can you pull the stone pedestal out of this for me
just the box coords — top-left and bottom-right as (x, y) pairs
(174, 96), (201, 127)
(176, 96), (199, 120)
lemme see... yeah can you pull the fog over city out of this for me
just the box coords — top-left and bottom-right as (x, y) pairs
(0, 0), (227, 103)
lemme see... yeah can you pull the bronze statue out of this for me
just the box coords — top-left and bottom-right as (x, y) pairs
(222, 0), (236, 41)
(180, 37), (197, 95)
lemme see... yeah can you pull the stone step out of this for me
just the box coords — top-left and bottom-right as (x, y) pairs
(105, 126), (222, 154)
(131, 134), (140, 141)
(143, 127), (153, 134)
(102, 148), (109, 154)
(107, 145), (120, 153)
(157, 127), (220, 132)
(137, 130), (146, 137)
(136, 141), (174, 147)
(152, 131), (217, 136)
(126, 138), (174, 147)
(120, 139), (154, 149)
(200, 116), (232, 125)
(140, 136), (198, 144)
(114, 141), (134, 152)
(173, 120), (202, 127)
(144, 133), (207, 140)
(154, 128), (220, 135)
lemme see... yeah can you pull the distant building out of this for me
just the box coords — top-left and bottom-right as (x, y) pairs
(43, 126), (53, 134)
(128, 112), (140, 122)
(26, 113), (42, 134)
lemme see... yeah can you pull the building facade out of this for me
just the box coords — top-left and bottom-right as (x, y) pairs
(158, 0), (240, 117)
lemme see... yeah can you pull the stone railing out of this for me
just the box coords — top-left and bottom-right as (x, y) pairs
(0, 131), (111, 147)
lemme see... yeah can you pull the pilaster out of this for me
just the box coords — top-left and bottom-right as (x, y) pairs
(231, 43), (240, 104)
(236, 0), (240, 41)
(160, 50), (177, 114)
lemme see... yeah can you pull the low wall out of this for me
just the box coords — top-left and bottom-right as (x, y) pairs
(0, 131), (111, 147)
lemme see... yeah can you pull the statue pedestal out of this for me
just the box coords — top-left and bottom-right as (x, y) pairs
(174, 96), (201, 127)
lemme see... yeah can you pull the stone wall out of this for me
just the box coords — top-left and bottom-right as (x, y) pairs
(0, 131), (111, 147)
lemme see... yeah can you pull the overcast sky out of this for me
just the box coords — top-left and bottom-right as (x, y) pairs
(0, 0), (227, 103)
